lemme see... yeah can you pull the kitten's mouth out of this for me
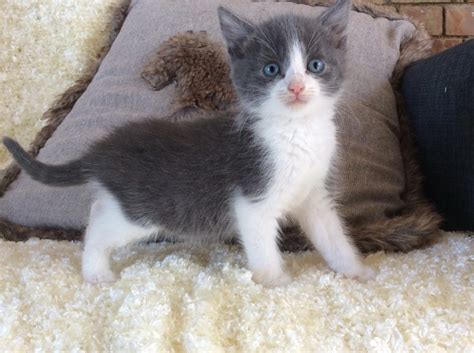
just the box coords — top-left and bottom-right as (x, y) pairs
(283, 96), (308, 107)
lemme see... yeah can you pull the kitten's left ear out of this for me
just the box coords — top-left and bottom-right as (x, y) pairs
(218, 6), (255, 58)
(320, 0), (352, 36)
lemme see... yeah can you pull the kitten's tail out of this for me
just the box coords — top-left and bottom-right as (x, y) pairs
(2, 137), (87, 186)
(351, 203), (442, 253)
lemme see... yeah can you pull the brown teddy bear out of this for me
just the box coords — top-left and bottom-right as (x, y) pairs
(141, 30), (236, 117)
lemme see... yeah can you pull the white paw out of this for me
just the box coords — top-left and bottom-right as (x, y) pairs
(343, 265), (376, 282)
(83, 268), (117, 284)
(251, 268), (292, 287)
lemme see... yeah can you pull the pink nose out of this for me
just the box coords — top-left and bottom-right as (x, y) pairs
(288, 80), (305, 95)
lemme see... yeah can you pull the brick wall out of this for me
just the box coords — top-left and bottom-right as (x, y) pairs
(375, 0), (474, 53)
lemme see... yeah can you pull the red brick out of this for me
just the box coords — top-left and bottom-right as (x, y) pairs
(431, 38), (463, 53)
(392, 0), (445, 3)
(384, 6), (397, 13)
(399, 6), (442, 35)
(445, 5), (474, 36)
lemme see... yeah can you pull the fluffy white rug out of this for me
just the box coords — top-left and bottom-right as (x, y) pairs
(0, 233), (472, 352)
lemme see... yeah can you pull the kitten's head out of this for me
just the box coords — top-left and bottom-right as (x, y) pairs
(218, 0), (351, 117)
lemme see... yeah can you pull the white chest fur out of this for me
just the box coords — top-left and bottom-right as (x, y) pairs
(255, 108), (337, 216)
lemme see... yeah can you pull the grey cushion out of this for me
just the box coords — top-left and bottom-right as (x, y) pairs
(0, 0), (416, 229)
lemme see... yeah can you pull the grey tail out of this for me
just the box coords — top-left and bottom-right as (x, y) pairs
(2, 137), (87, 186)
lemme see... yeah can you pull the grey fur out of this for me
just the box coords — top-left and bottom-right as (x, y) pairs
(3, 1), (350, 243)
(2, 137), (85, 186)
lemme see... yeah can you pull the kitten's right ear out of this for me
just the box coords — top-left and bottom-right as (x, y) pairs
(320, 0), (352, 36)
(217, 6), (254, 58)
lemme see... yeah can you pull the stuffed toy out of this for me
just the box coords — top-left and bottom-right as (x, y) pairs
(142, 30), (236, 117)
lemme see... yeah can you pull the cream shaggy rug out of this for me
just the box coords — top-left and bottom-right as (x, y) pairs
(1, 1), (473, 352)
(0, 233), (472, 352)
(0, 0), (119, 168)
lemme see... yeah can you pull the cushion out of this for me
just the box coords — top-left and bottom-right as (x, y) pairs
(402, 40), (474, 232)
(0, 0), (441, 251)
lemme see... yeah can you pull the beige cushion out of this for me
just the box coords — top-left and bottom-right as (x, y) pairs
(0, 0), (416, 229)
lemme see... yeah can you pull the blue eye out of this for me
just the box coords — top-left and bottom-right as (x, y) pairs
(308, 59), (325, 74)
(263, 63), (280, 77)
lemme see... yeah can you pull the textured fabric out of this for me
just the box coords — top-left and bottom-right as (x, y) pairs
(402, 40), (474, 231)
(0, 0), (416, 229)
(0, 233), (472, 351)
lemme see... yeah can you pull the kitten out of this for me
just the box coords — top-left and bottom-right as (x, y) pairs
(3, 0), (374, 286)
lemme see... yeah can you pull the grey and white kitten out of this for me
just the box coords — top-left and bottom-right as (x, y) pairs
(3, 0), (374, 286)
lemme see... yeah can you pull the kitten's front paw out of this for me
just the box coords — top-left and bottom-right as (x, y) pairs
(251, 269), (292, 287)
(342, 265), (376, 282)
(83, 268), (117, 284)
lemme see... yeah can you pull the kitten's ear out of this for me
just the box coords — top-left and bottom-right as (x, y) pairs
(218, 6), (255, 58)
(320, 0), (352, 36)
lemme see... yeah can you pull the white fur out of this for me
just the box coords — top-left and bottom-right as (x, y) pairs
(233, 195), (291, 286)
(82, 185), (159, 283)
(286, 43), (307, 81)
(234, 42), (374, 286)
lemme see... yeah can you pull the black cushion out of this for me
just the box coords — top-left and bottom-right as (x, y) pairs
(402, 40), (474, 231)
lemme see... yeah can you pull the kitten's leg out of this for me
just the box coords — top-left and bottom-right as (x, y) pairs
(234, 196), (290, 287)
(82, 191), (156, 283)
(297, 190), (375, 281)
